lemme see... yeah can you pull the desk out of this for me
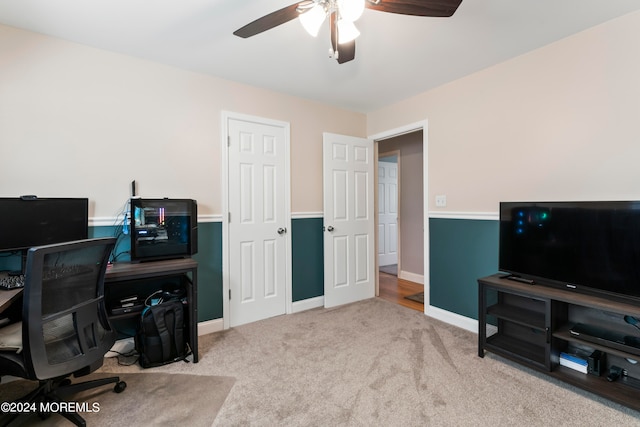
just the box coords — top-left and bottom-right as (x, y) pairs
(105, 258), (198, 363)
(0, 288), (21, 315)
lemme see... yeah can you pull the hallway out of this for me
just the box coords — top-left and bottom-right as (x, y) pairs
(378, 271), (424, 312)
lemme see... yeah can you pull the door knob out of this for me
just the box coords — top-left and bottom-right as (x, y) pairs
(277, 227), (287, 235)
(327, 226), (334, 232)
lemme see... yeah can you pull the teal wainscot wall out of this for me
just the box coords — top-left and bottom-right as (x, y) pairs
(93, 217), (326, 323)
(3, 216), (499, 324)
(90, 222), (223, 323)
(429, 218), (499, 320)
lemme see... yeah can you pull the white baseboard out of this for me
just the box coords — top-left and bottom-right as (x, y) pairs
(195, 299), (484, 337)
(425, 304), (478, 334)
(398, 270), (424, 285)
(198, 318), (224, 335)
(196, 299), (323, 334)
(292, 296), (324, 313)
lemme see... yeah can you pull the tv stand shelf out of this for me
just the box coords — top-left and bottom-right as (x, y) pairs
(486, 303), (546, 330)
(485, 334), (546, 366)
(553, 325), (640, 359)
(478, 274), (640, 412)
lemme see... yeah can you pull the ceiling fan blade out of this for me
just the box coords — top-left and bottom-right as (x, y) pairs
(329, 12), (356, 64)
(366, 0), (463, 17)
(337, 40), (356, 64)
(233, 3), (301, 38)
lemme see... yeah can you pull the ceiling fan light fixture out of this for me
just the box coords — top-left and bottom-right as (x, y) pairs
(337, 0), (365, 22)
(299, 4), (326, 37)
(337, 19), (360, 44)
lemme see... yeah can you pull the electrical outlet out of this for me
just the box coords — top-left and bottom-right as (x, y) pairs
(435, 195), (447, 207)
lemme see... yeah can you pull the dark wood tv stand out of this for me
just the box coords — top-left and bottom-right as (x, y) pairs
(104, 258), (198, 363)
(478, 274), (640, 411)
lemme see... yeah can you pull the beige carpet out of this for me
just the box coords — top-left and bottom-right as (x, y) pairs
(96, 298), (640, 426)
(0, 372), (235, 426)
(8, 298), (636, 425)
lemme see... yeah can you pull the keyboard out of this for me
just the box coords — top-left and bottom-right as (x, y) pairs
(0, 275), (25, 290)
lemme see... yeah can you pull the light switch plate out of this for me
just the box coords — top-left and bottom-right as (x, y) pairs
(435, 195), (447, 207)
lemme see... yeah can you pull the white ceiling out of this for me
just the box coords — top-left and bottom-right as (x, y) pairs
(1, 0), (639, 113)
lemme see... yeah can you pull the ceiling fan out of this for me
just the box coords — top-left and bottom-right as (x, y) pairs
(233, 0), (463, 64)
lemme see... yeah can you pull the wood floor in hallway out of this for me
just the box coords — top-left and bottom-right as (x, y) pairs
(378, 271), (424, 312)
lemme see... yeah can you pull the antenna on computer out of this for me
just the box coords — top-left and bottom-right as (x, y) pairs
(131, 180), (137, 198)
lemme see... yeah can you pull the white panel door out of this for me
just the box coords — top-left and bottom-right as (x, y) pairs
(378, 160), (398, 266)
(323, 133), (375, 308)
(228, 117), (289, 327)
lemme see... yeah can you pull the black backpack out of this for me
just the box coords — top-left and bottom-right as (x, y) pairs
(136, 300), (189, 368)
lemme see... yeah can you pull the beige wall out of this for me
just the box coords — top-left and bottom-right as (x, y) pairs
(0, 24), (366, 218)
(379, 131), (424, 276)
(367, 11), (640, 214)
(4, 9), (640, 221)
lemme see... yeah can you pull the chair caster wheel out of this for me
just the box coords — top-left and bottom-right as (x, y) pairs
(114, 381), (127, 393)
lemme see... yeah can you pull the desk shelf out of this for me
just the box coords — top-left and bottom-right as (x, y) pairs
(105, 258), (198, 363)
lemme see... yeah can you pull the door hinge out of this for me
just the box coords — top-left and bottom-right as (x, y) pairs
(228, 212), (231, 223)
(227, 136), (231, 147)
(229, 289), (231, 300)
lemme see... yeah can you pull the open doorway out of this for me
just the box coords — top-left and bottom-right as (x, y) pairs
(378, 151), (399, 276)
(374, 128), (425, 312)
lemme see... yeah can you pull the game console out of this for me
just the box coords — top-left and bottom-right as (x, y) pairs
(588, 350), (606, 376)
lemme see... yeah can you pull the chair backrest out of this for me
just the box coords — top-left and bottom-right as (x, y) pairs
(21, 237), (116, 380)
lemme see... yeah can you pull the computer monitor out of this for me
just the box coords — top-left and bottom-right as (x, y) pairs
(0, 197), (89, 254)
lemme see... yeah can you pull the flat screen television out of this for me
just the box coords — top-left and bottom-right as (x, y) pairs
(499, 201), (640, 302)
(0, 197), (89, 253)
(130, 198), (198, 262)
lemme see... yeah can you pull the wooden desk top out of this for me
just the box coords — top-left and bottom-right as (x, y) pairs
(0, 288), (21, 314)
(2, 258), (198, 313)
(105, 258), (198, 282)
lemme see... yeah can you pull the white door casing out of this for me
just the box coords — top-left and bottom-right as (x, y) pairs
(378, 160), (398, 267)
(223, 112), (291, 328)
(323, 132), (375, 308)
(370, 121), (428, 314)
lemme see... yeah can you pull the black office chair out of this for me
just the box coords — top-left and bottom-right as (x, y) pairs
(0, 238), (126, 426)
